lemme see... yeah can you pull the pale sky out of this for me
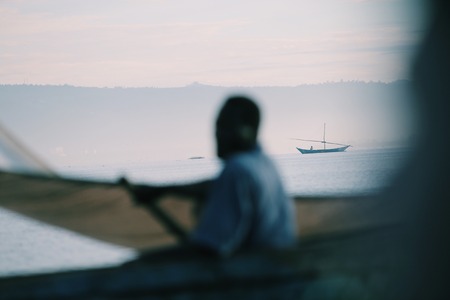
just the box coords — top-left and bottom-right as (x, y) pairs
(0, 0), (426, 167)
(0, 0), (424, 87)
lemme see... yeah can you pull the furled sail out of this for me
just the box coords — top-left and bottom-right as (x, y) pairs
(0, 170), (197, 250)
(0, 122), (194, 250)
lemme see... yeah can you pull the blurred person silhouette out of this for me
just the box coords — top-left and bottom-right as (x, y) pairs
(122, 95), (296, 258)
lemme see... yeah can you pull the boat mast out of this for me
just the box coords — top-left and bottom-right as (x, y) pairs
(323, 123), (326, 150)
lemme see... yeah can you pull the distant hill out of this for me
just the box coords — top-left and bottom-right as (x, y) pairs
(0, 81), (415, 167)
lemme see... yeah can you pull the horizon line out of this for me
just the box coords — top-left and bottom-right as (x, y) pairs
(0, 79), (411, 89)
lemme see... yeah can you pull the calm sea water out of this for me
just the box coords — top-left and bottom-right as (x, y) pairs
(0, 147), (410, 277)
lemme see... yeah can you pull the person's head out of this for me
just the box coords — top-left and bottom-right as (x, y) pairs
(215, 95), (260, 159)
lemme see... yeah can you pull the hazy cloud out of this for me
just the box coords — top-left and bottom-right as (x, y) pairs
(0, 0), (424, 87)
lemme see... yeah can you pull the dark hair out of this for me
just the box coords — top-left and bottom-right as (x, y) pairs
(215, 95), (261, 158)
(220, 95), (260, 134)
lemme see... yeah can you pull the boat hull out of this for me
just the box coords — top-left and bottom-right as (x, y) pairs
(296, 145), (349, 154)
(0, 227), (396, 300)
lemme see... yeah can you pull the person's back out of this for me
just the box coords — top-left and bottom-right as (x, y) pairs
(190, 96), (296, 256)
(191, 146), (295, 256)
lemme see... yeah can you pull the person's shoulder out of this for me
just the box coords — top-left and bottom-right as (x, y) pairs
(226, 148), (265, 173)
(225, 153), (251, 172)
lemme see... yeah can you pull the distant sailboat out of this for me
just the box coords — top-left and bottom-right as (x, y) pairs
(293, 123), (350, 154)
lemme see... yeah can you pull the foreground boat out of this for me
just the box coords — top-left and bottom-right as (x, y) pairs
(0, 167), (400, 299)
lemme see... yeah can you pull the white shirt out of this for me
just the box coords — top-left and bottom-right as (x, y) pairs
(191, 145), (296, 256)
